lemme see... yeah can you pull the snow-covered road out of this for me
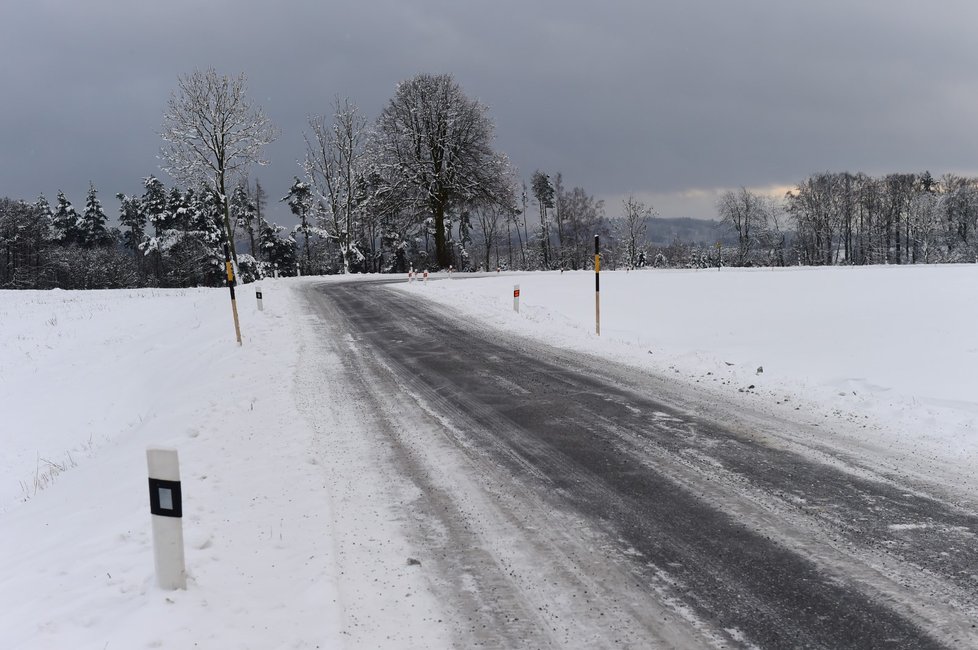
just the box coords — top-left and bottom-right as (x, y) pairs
(299, 278), (978, 648)
(4, 271), (976, 649)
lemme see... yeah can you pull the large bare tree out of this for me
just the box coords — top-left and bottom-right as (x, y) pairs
(620, 195), (654, 268)
(373, 73), (508, 268)
(304, 98), (369, 274)
(717, 187), (767, 265)
(160, 68), (277, 262)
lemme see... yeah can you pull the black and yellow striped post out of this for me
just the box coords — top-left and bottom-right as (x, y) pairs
(594, 234), (601, 336)
(224, 243), (242, 345)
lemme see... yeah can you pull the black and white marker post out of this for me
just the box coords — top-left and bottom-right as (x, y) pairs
(224, 243), (242, 345)
(147, 447), (186, 590)
(255, 285), (264, 311)
(594, 234), (601, 336)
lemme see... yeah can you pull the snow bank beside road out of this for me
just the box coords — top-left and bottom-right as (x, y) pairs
(0, 281), (343, 649)
(397, 265), (978, 493)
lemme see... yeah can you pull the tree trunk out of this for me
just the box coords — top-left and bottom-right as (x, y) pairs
(218, 173), (238, 264)
(434, 203), (449, 268)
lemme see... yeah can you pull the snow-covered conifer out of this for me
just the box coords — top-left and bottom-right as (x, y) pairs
(80, 182), (111, 247)
(116, 192), (145, 254)
(282, 177), (314, 273)
(141, 176), (172, 235)
(51, 191), (80, 245)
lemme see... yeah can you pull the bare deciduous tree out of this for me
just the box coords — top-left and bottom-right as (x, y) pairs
(471, 165), (519, 270)
(559, 185), (605, 270)
(304, 98), (369, 274)
(160, 68), (277, 262)
(717, 187), (767, 265)
(620, 195), (654, 268)
(373, 73), (508, 268)
(531, 170), (554, 267)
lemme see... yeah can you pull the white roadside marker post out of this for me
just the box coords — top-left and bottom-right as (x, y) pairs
(514, 284), (520, 313)
(256, 285), (264, 311)
(146, 447), (186, 590)
(423, 269), (429, 283)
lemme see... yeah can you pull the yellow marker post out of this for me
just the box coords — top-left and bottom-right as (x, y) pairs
(224, 243), (242, 345)
(595, 234), (601, 336)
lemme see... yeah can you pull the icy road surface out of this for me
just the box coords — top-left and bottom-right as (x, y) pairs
(300, 279), (978, 649)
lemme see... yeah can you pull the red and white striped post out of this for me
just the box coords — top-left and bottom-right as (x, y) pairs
(513, 284), (520, 313)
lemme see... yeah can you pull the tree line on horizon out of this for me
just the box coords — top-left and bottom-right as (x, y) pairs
(716, 171), (978, 267)
(3, 69), (978, 289)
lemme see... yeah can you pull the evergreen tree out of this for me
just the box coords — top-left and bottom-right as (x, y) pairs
(282, 177), (314, 273)
(140, 176), (172, 283)
(190, 187), (225, 246)
(116, 192), (146, 254)
(142, 176), (173, 235)
(260, 220), (297, 274)
(230, 181), (258, 256)
(168, 186), (192, 231)
(35, 194), (54, 228)
(52, 191), (80, 245)
(1, 199), (50, 287)
(80, 182), (111, 247)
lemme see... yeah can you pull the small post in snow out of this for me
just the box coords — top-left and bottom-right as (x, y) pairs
(147, 447), (186, 590)
(423, 269), (429, 283)
(594, 235), (601, 336)
(223, 243), (242, 345)
(513, 284), (520, 313)
(255, 285), (264, 312)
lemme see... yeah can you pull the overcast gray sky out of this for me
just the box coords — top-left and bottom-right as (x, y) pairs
(4, 0), (978, 223)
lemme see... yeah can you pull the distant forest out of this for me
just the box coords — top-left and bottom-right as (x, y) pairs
(2, 69), (976, 289)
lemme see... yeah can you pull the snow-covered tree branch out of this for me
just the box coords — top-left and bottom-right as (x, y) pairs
(160, 69), (277, 262)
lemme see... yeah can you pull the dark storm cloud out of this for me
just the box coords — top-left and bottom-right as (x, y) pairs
(3, 0), (978, 221)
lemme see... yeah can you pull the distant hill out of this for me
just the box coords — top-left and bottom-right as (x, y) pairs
(646, 216), (725, 245)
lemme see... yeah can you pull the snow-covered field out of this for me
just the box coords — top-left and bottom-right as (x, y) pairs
(3, 264), (977, 648)
(398, 265), (978, 496)
(0, 282), (349, 649)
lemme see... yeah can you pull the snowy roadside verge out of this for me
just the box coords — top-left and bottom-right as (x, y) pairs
(394, 266), (978, 500)
(0, 280), (343, 649)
